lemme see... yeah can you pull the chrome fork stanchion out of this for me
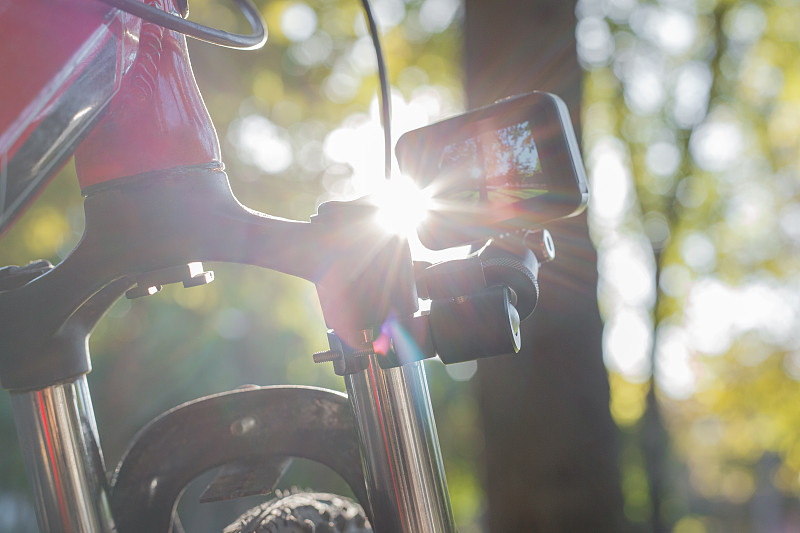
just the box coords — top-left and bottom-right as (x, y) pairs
(345, 356), (457, 533)
(11, 375), (115, 533)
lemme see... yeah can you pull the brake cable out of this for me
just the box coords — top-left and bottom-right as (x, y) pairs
(359, 0), (392, 181)
(95, 0), (267, 50)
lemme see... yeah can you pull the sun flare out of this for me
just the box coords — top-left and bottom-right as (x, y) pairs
(372, 177), (431, 237)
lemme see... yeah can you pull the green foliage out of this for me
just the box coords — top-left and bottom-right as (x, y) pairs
(580, 0), (800, 529)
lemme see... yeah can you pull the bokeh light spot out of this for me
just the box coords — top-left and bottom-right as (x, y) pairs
(230, 115), (293, 174)
(690, 116), (744, 172)
(419, 0), (461, 34)
(281, 3), (318, 42)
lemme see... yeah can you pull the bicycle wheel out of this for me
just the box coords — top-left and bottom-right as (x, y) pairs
(223, 490), (372, 533)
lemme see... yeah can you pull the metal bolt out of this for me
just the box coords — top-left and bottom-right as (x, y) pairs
(312, 350), (341, 364)
(525, 229), (556, 263)
(183, 270), (214, 288)
(312, 348), (374, 364)
(125, 284), (162, 299)
(230, 416), (257, 436)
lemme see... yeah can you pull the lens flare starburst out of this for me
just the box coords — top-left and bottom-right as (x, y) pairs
(372, 177), (431, 237)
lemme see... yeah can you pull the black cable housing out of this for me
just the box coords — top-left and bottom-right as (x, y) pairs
(359, 0), (392, 180)
(95, 0), (267, 50)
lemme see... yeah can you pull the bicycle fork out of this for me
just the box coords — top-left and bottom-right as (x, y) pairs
(310, 199), (458, 533)
(9, 352), (457, 533)
(11, 376), (115, 532)
(347, 359), (456, 533)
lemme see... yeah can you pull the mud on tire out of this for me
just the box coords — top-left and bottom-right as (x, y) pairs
(223, 490), (372, 533)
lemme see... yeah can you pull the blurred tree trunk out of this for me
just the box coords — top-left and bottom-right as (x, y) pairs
(465, 1), (628, 531)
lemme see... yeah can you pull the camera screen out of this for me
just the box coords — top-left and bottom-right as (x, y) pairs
(395, 91), (588, 249)
(438, 119), (547, 205)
